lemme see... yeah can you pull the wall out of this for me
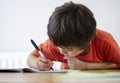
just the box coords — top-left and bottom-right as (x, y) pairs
(0, 0), (120, 52)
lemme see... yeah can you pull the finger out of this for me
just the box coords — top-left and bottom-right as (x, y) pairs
(37, 62), (51, 70)
(37, 66), (50, 71)
(38, 57), (50, 67)
(37, 65), (51, 71)
(64, 55), (68, 59)
(36, 60), (49, 69)
(37, 60), (50, 67)
(68, 62), (74, 69)
(67, 58), (75, 69)
(40, 57), (48, 63)
(36, 57), (52, 70)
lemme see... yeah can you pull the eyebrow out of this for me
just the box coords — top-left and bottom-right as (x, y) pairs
(62, 47), (73, 50)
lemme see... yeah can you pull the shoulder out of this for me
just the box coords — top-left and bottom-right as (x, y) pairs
(95, 29), (113, 40)
(92, 29), (119, 53)
(93, 29), (115, 45)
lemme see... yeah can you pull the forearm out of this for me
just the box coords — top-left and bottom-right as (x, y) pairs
(27, 54), (38, 69)
(85, 62), (120, 70)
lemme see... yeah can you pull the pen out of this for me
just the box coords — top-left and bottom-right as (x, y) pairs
(30, 39), (54, 70)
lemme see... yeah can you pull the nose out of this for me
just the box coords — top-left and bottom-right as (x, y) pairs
(59, 48), (67, 55)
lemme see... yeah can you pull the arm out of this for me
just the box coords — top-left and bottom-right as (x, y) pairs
(84, 61), (120, 70)
(67, 57), (120, 70)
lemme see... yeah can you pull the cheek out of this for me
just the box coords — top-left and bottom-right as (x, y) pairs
(68, 51), (80, 57)
(68, 49), (84, 57)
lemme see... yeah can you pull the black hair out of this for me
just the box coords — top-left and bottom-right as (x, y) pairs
(47, 1), (96, 49)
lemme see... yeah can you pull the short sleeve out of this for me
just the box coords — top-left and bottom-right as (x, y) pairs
(102, 35), (120, 65)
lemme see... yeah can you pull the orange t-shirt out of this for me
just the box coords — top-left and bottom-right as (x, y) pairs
(31, 29), (120, 69)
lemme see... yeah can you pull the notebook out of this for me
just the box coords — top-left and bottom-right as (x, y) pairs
(0, 68), (68, 73)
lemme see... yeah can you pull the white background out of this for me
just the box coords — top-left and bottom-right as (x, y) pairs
(0, 0), (120, 53)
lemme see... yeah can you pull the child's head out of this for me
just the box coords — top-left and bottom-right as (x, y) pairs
(47, 1), (96, 50)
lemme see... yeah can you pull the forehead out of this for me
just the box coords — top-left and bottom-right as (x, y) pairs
(58, 46), (79, 49)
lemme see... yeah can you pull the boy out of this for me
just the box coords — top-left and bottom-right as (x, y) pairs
(27, 1), (120, 70)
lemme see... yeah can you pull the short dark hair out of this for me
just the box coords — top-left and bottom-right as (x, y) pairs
(47, 1), (96, 49)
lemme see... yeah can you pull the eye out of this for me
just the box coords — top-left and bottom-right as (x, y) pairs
(61, 48), (73, 51)
(66, 48), (72, 51)
(57, 46), (73, 51)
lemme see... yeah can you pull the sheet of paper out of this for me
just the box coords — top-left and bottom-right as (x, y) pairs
(58, 70), (120, 79)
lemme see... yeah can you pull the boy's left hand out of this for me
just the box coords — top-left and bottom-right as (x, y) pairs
(64, 56), (87, 70)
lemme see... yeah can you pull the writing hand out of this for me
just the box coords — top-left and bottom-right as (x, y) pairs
(35, 57), (53, 70)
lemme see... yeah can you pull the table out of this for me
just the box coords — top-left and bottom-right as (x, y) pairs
(0, 69), (120, 83)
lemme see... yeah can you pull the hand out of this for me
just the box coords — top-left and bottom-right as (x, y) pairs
(64, 56), (86, 70)
(35, 57), (53, 70)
